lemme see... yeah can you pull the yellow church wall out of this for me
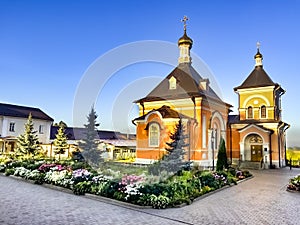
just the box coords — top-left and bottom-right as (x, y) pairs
(238, 87), (275, 120)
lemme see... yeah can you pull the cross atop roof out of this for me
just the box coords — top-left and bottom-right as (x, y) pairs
(256, 41), (261, 50)
(181, 16), (189, 31)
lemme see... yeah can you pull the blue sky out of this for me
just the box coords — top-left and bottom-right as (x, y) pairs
(1, 0), (300, 146)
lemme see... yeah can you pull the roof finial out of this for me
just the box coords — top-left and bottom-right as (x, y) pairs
(256, 41), (261, 51)
(181, 16), (189, 32)
(254, 41), (263, 67)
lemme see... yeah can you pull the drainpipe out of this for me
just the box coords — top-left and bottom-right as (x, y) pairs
(269, 132), (273, 168)
(188, 119), (191, 162)
(283, 124), (290, 165)
(141, 102), (145, 116)
(191, 96), (196, 120)
(229, 124), (232, 164)
(277, 122), (285, 168)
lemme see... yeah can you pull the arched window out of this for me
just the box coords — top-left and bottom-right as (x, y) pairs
(149, 123), (160, 147)
(247, 106), (253, 119)
(261, 105), (266, 118)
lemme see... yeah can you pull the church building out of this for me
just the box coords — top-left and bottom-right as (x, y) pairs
(228, 43), (290, 169)
(132, 17), (289, 169)
(132, 17), (232, 167)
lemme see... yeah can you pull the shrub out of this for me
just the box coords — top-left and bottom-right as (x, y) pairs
(147, 194), (170, 209)
(201, 186), (212, 194)
(242, 170), (252, 178)
(72, 181), (92, 195)
(200, 171), (219, 189)
(5, 168), (15, 176)
(0, 164), (6, 173)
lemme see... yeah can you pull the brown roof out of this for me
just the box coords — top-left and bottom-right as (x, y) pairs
(0, 103), (53, 121)
(132, 105), (191, 124)
(134, 63), (224, 103)
(234, 66), (278, 91)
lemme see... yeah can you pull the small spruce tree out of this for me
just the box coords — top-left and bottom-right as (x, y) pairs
(160, 119), (190, 173)
(17, 113), (40, 158)
(53, 125), (69, 160)
(79, 106), (103, 166)
(216, 137), (228, 171)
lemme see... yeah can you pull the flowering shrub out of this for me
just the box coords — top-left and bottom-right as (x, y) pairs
(287, 175), (300, 191)
(118, 174), (144, 201)
(44, 169), (73, 188)
(14, 167), (31, 178)
(72, 169), (91, 183)
(38, 163), (57, 173)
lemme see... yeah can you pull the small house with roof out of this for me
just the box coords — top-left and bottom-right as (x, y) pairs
(0, 103), (53, 153)
(44, 126), (136, 160)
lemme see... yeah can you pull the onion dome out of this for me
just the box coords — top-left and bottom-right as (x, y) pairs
(178, 30), (193, 49)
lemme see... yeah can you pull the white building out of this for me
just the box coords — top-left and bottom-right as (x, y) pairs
(0, 103), (53, 153)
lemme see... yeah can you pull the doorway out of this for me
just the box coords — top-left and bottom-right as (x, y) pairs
(250, 145), (262, 162)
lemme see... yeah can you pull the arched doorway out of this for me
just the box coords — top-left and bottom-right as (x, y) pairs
(244, 134), (263, 162)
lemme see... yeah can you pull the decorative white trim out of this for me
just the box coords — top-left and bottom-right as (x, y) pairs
(239, 124), (271, 136)
(242, 94), (271, 108)
(237, 86), (275, 93)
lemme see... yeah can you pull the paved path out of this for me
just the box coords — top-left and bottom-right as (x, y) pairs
(0, 168), (299, 225)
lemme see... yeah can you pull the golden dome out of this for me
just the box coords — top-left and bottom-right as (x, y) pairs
(178, 30), (193, 49)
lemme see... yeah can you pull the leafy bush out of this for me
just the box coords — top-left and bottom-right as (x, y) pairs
(242, 170), (252, 178)
(145, 194), (170, 209)
(200, 171), (219, 189)
(0, 164), (6, 172)
(72, 181), (92, 195)
(200, 185), (212, 194)
(287, 175), (300, 191)
(5, 168), (15, 176)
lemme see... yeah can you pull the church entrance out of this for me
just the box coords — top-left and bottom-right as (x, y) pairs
(250, 145), (262, 162)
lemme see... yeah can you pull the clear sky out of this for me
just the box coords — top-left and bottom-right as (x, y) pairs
(1, 0), (300, 147)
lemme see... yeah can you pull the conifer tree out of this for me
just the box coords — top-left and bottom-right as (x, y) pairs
(160, 119), (190, 173)
(17, 113), (40, 157)
(216, 137), (228, 171)
(53, 125), (69, 160)
(79, 106), (103, 166)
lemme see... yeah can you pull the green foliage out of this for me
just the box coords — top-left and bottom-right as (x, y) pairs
(79, 106), (103, 167)
(159, 119), (190, 174)
(53, 121), (67, 128)
(216, 137), (228, 171)
(17, 113), (40, 157)
(53, 125), (69, 160)
(5, 168), (15, 176)
(200, 171), (219, 189)
(72, 181), (92, 195)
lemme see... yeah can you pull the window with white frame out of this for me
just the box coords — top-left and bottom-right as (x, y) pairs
(39, 125), (44, 134)
(247, 106), (253, 119)
(149, 123), (160, 147)
(169, 76), (177, 90)
(9, 122), (15, 132)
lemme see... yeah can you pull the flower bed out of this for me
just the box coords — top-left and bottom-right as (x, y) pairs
(287, 174), (300, 192)
(0, 160), (252, 209)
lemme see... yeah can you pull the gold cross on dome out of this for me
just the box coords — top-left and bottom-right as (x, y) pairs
(181, 16), (189, 31)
